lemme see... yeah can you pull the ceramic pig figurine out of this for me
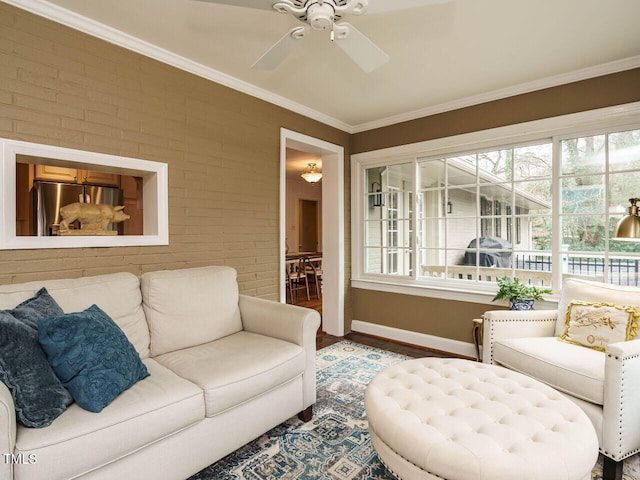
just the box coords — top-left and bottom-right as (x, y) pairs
(59, 202), (130, 232)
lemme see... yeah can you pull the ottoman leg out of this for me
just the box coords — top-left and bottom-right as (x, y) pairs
(602, 456), (623, 480)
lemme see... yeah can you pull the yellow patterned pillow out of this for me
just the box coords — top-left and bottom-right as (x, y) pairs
(559, 301), (639, 351)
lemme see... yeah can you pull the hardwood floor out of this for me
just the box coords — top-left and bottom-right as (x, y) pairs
(317, 331), (456, 358)
(290, 296), (322, 315)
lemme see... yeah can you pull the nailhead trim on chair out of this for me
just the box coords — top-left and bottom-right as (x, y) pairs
(609, 354), (640, 461)
(487, 316), (557, 364)
(619, 359), (626, 459)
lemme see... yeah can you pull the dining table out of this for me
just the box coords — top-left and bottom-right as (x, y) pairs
(285, 251), (322, 261)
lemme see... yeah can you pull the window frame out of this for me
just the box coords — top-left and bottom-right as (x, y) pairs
(351, 102), (640, 306)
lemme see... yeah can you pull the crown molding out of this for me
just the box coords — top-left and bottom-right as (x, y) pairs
(3, 0), (640, 135)
(351, 55), (640, 133)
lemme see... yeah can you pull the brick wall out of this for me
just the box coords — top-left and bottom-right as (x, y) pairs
(0, 3), (351, 299)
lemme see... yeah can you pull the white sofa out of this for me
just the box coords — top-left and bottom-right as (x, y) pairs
(0, 266), (320, 480)
(482, 277), (640, 480)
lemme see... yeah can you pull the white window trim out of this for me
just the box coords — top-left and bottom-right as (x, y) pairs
(351, 102), (640, 306)
(0, 138), (169, 249)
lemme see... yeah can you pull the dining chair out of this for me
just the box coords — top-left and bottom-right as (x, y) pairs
(285, 259), (310, 303)
(306, 257), (323, 299)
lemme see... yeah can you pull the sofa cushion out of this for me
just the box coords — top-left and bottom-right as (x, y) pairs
(38, 305), (150, 413)
(493, 336), (605, 405)
(559, 301), (639, 351)
(142, 266), (243, 356)
(556, 277), (640, 337)
(155, 331), (304, 416)
(0, 273), (150, 358)
(0, 289), (72, 427)
(14, 359), (204, 480)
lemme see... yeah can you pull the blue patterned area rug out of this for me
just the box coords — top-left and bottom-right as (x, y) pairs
(189, 341), (639, 480)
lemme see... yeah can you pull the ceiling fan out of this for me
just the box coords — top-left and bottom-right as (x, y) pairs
(195, 0), (448, 73)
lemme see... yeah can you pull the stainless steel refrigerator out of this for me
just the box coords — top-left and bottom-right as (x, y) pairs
(33, 181), (123, 236)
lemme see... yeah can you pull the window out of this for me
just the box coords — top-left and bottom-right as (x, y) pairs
(352, 104), (640, 301)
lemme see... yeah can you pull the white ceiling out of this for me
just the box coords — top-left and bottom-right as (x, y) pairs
(7, 0), (640, 133)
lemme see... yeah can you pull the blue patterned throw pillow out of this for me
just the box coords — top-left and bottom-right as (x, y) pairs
(38, 305), (150, 413)
(0, 288), (73, 428)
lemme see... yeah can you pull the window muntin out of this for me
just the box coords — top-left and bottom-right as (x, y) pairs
(364, 163), (413, 276)
(357, 124), (640, 292)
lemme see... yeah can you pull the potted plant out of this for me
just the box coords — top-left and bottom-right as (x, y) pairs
(492, 276), (552, 310)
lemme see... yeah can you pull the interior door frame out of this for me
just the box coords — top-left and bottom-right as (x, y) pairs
(280, 128), (345, 336)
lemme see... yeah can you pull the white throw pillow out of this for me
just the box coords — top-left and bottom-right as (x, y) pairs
(555, 278), (640, 337)
(559, 301), (639, 351)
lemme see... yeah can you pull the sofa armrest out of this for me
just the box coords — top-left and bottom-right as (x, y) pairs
(0, 381), (16, 480)
(239, 295), (320, 346)
(602, 339), (640, 460)
(482, 309), (558, 364)
(239, 295), (321, 409)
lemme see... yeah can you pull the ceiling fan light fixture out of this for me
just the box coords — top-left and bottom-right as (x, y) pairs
(301, 163), (322, 183)
(307, 2), (335, 30)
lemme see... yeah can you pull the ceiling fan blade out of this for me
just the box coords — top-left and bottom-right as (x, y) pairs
(191, 0), (278, 11)
(252, 26), (309, 70)
(333, 23), (389, 73)
(365, 0), (452, 15)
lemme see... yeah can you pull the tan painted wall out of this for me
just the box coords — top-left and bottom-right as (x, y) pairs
(0, 3), (351, 303)
(353, 68), (640, 154)
(350, 68), (640, 342)
(352, 289), (496, 343)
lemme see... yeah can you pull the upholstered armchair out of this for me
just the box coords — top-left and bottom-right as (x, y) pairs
(482, 278), (640, 480)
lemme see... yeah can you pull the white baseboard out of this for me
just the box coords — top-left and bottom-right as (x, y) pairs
(350, 320), (478, 359)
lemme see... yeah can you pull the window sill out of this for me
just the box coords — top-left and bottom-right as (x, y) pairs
(351, 277), (559, 309)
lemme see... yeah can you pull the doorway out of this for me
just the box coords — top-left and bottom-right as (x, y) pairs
(299, 199), (319, 252)
(280, 129), (344, 337)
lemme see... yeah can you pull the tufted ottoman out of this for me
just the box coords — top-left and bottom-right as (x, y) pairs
(365, 358), (598, 480)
